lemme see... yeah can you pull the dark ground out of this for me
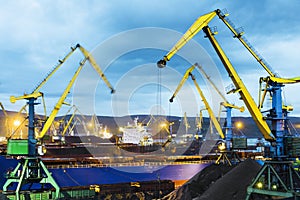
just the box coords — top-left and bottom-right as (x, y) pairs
(162, 158), (262, 200)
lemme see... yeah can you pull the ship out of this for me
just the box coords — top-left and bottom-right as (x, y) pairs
(119, 117), (153, 146)
(117, 117), (166, 153)
(0, 155), (211, 199)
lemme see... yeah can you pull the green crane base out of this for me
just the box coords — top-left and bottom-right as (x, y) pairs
(246, 160), (300, 200)
(2, 157), (60, 200)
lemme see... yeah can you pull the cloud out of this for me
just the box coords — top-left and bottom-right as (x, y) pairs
(1, 0), (300, 118)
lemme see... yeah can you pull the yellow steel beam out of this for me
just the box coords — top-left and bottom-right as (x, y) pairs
(190, 72), (225, 139)
(169, 65), (196, 102)
(203, 26), (274, 141)
(78, 45), (115, 93)
(170, 64), (225, 139)
(157, 11), (217, 68)
(37, 60), (86, 139)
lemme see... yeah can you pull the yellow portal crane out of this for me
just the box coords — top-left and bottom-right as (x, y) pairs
(183, 112), (190, 135)
(157, 9), (300, 143)
(170, 64), (225, 139)
(4, 44), (115, 199)
(157, 9), (300, 198)
(10, 44), (115, 140)
(157, 9), (275, 141)
(196, 108), (206, 131)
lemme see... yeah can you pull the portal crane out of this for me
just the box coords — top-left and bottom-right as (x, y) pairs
(3, 44), (115, 200)
(195, 108), (206, 139)
(157, 9), (300, 199)
(157, 9), (300, 156)
(157, 10), (275, 143)
(197, 64), (244, 149)
(183, 112), (190, 135)
(170, 64), (225, 140)
(9, 44), (115, 142)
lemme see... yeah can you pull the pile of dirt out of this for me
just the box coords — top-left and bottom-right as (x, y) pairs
(162, 158), (262, 200)
(162, 163), (233, 199)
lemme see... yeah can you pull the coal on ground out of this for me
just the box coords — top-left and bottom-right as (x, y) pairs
(162, 158), (262, 200)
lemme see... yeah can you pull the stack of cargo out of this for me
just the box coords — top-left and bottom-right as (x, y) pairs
(284, 137), (300, 157)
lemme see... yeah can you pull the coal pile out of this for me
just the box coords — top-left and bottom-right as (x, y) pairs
(162, 158), (262, 200)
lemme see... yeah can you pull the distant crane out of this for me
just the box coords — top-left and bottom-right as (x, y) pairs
(170, 64), (226, 141)
(196, 64), (244, 149)
(183, 112), (190, 136)
(195, 108), (206, 139)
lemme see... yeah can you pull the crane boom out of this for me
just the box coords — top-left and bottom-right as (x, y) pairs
(190, 71), (225, 139)
(157, 11), (217, 68)
(157, 10), (275, 141)
(32, 45), (79, 93)
(157, 9), (300, 83)
(12, 44), (115, 107)
(196, 64), (227, 103)
(37, 59), (86, 139)
(196, 64), (244, 112)
(78, 45), (115, 93)
(203, 26), (274, 141)
(215, 9), (275, 77)
(169, 65), (196, 102)
(170, 64), (225, 139)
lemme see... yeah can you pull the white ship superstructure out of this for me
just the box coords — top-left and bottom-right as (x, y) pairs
(120, 117), (153, 145)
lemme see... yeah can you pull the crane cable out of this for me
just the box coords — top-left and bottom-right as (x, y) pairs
(157, 68), (162, 117)
(157, 67), (162, 141)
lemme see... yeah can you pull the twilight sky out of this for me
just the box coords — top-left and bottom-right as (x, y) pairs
(1, 0), (300, 118)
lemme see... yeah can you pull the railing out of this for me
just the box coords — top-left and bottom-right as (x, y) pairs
(47, 159), (214, 169)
